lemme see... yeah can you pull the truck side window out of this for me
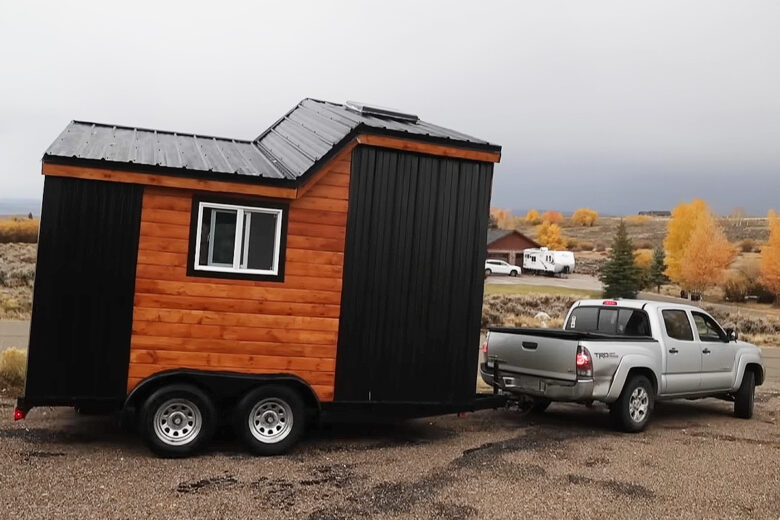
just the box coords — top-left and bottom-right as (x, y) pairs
(692, 313), (727, 342)
(618, 309), (651, 336)
(662, 310), (694, 341)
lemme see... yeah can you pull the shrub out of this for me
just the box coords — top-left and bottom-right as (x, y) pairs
(0, 348), (26, 387)
(625, 215), (650, 226)
(0, 218), (39, 244)
(739, 239), (757, 253)
(524, 209), (541, 225)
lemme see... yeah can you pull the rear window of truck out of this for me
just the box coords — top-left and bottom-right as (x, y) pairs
(566, 306), (651, 337)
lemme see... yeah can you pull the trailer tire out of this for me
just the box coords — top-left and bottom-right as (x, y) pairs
(140, 384), (216, 458)
(610, 375), (653, 433)
(234, 385), (305, 456)
(734, 370), (754, 419)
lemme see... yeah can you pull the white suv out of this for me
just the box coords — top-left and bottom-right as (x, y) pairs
(485, 259), (521, 277)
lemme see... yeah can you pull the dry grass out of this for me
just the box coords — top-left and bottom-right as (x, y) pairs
(0, 348), (26, 388)
(0, 243), (36, 319)
(0, 218), (38, 244)
(482, 293), (579, 329)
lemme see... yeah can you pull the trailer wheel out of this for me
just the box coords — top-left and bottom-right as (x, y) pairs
(234, 385), (305, 456)
(610, 375), (654, 433)
(139, 384), (216, 458)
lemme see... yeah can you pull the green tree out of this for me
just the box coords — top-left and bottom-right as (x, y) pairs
(600, 221), (642, 298)
(647, 247), (669, 292)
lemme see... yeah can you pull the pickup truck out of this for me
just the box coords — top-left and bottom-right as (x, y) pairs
(481, 299), (765, 432)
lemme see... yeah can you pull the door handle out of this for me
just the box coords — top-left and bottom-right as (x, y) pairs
(668, 348), (679, 354)
(702, 348), (711, 354)
(522, 341), (538, 350)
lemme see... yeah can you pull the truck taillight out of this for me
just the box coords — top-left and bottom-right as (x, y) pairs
(481, 339), (488, 354)
(576, 346), (593, 378)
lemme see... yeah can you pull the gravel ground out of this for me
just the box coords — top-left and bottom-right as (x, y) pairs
(1, 385), (779, 520)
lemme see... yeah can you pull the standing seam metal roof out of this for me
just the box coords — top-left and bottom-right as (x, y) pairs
(43, 98), (501, 186)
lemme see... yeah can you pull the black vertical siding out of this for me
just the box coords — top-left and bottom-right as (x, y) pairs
(335, 146), (493, 404)
(24, 176), (143, 406)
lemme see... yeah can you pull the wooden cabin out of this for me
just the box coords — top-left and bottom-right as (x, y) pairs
(19, 99), (503, 456)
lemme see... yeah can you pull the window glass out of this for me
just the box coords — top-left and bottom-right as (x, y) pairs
(198, 208), (237, 267)
(597, 308), (618, 333)
(244, 211), (278, 270)
(692, 313), (726, 342)
(662, 310), (694, 341)
(566, 307), (598, 331)
(195, 202), (283, 276)
(618, 309), (651, 336)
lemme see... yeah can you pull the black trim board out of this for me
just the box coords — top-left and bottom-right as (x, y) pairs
(185, 193), (289, 283)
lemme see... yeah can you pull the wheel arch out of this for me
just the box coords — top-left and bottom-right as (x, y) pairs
(605, 355), (661, 403)
(125, 369), (322, 413)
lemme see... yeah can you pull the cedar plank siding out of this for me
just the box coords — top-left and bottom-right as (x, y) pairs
(127, 146), (354, 401)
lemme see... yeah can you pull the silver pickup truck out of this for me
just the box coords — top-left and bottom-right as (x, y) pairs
(481, 299), (765, 432)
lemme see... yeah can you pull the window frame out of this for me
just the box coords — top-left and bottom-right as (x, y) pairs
(187, 195), (288, 282)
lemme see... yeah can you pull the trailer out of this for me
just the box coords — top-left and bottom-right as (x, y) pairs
(522, 247), (575, 275)
(16, 99), (506, 457)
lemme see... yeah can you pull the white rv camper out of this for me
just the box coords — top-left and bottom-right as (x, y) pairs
(522, 247), (575, 275)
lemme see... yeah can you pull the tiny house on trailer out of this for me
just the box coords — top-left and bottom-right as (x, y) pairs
(17, 99), (504, 456)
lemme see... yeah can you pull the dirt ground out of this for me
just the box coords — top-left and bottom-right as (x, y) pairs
(1, 384), (778, 520)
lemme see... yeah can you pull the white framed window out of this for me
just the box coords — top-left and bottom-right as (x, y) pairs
(193, 201), (284, 277)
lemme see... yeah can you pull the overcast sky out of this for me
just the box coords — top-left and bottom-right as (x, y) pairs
(1, 1), (778, 215)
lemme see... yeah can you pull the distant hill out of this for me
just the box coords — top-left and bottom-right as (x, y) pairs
(0, 199), (41, 217)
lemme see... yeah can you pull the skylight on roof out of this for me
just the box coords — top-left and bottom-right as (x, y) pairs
(345, 101), (419, 122)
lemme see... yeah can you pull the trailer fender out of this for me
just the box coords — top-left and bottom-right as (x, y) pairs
(604, 355), (661, 404)
(124, 369), (322, 413)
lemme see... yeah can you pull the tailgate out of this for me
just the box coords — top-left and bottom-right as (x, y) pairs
(486, 330), (578, 382)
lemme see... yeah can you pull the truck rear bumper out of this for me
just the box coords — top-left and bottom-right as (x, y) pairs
(480, 363), (594, 402)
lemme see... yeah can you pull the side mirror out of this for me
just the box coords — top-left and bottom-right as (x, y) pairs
(725, 328), (738, 342)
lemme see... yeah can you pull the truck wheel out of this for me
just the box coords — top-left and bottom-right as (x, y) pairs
(531, 398), (551, 413)
(234, 385), (305, 456)
(140, 384), (216, 458)
(610, 375), (654, 433)
(734, 370), (755, 419)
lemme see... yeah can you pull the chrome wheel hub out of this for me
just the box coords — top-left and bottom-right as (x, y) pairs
(629, 387), (649, 423)
(153, 399), (202, 446)
(249, 398), (293, 444)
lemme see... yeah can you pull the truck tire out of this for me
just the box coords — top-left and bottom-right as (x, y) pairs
(234, 385), (306, 456)
(610, 375), (654, 433)
(531, 398), (551, 413)
(139, 384), (217, 458)
(734, 370), (755, 419)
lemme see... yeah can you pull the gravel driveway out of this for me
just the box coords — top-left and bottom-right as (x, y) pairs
(1, 385), (778, 519)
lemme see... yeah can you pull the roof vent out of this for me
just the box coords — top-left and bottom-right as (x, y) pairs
(345, 101), (419, 122)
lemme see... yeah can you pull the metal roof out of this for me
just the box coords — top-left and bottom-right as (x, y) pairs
(43, 98), (501, 186)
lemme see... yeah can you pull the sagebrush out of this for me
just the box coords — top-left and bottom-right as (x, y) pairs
(0, 348), (26, 387)
(0, 218), (39, 244)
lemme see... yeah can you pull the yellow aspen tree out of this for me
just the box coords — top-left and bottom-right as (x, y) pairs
(571, 208), (599, 227)
(760, 210), (780, 299)
(677, 213), (735, 293)
(536, 221), (568, 250)
(541, 211), (564, 224)
(524, 209), (541, 224)
(663, 199), (710, 282)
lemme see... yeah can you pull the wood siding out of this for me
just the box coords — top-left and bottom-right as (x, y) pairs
(127, 146), (354, 401)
